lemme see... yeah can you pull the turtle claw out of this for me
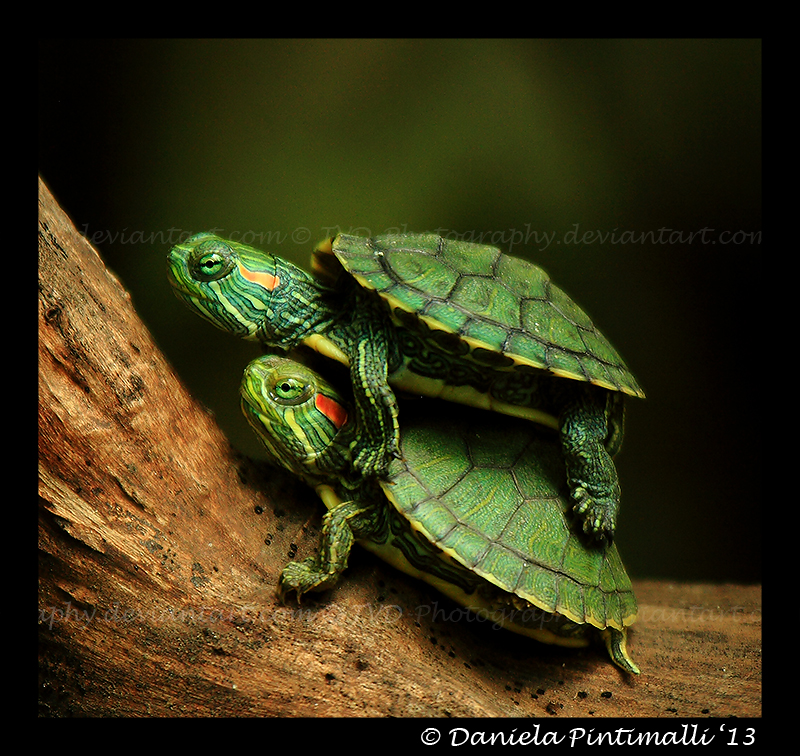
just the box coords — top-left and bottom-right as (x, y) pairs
(278, 558), (334, 602)
(572, 488), (616, 543)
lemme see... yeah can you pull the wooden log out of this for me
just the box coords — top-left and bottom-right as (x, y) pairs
(38, 176), (761, 720)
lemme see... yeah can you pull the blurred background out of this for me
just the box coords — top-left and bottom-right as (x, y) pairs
(38, 39), (761, 584)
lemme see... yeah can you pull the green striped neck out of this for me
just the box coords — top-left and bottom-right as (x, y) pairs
(167, 233), (333, 350)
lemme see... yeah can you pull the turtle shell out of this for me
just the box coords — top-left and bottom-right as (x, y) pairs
(382, 402), (638, 633)
(317, 233), (644, 398)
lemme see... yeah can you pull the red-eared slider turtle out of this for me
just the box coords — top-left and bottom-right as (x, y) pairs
(168, 232), (644, 541)
(239, 354), (640, 674)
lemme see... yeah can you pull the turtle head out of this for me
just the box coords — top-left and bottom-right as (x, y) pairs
(167, 232), (321, 349)
(240, 355), (354, 481)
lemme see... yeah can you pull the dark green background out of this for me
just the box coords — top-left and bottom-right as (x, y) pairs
(38, 39), (761, 584)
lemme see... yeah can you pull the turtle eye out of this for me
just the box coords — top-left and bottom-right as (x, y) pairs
(190, 242), (235, 281)
(269, 376), (313, 405)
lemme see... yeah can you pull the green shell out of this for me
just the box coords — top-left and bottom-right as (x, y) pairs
(321, 233), (644, 398)
(382, 402), (638, 635)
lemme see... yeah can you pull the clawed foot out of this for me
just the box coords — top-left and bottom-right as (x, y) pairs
(572, 487), (617, 543)
(278, 558), (336, 602)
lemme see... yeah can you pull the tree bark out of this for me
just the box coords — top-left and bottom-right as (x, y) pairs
(38, 176), (761, 719)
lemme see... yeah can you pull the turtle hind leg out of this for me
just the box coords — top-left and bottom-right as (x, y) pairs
(278, 499), (375, 601)
(559, 388), (622, 542)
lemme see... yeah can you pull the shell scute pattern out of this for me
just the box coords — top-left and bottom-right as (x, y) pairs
(385, 411), (635, 631)
(335, 234), (642, 397)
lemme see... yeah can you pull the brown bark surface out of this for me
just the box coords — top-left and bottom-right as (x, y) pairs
(38, 177), (761, 718)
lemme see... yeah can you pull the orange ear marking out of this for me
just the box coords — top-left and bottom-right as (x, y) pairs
(238, 264), (280, 291)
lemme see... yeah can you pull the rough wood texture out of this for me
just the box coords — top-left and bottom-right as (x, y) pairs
(38, 177), (761, 719)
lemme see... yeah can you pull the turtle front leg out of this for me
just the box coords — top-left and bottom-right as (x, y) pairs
(279, 499), (377, 601)
(559, 390), (622, 542)
(347, 312), (401, 479)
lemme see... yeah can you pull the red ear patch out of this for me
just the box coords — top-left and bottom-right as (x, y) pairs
(238, 263), (280, 291)
(315, 393), (348, 430)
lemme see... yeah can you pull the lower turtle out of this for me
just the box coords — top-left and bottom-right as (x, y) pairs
(240, 354), (639, 673)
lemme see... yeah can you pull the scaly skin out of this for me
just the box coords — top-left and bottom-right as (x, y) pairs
(560, 389), (624, 539)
